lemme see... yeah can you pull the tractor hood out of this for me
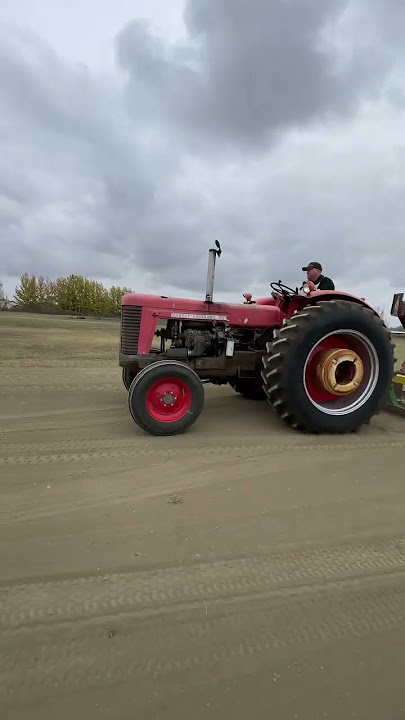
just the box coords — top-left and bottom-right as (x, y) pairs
(121, 291), (284, 328)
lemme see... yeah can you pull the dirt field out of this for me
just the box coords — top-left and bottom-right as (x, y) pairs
(1, 313), (405, 719)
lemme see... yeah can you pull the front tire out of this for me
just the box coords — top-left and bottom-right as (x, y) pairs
(261, 300), (395, 434)
(128, 361), (205, 436)
(122, 368), (136, 391)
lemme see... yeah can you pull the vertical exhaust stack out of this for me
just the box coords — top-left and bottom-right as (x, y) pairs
(205, 240), (222, 304)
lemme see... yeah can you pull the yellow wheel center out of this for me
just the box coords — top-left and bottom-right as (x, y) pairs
(316, 348), (364, 395)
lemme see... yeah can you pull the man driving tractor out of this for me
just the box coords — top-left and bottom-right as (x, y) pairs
(302, 261), (335, 291)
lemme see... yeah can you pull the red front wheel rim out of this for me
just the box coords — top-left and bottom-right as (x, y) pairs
(146, 377), (192, 423)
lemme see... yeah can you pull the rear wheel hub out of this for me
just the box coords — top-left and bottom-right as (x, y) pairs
(316, 348), (364, 395)
(303, 329), (379, 415)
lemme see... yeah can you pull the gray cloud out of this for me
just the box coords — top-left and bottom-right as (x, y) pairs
(116, 0), (399, 150)
(1, 0), (405, 317)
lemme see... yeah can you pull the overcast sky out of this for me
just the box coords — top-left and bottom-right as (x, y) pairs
(1, 0), (404, 315)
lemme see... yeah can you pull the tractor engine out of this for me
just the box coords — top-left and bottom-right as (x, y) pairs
(163, 319), (270, 359)
(167, 320), (227, 358)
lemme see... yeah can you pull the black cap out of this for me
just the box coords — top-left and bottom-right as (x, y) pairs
(302, 261), (322, 272)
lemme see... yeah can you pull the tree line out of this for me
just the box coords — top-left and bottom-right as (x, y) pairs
(0, 276), (402, 328)
(9, 274), (132, 316)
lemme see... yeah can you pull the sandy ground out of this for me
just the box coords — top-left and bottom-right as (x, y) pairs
(1, 315), (405, 719)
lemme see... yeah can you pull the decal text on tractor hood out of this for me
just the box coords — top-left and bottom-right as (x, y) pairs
(170, 312), (228, 321)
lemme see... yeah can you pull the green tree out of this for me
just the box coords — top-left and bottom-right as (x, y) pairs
(64, 275), (87, 314)
(14, 274), (39, 309)
(91, 280), (110, 315)
(0, 281), (8, 309)
(108, 285), (131, 314)
(14, 273), (131, 315)
(36, 276), (56, 311)
(52, 277), (70, 312)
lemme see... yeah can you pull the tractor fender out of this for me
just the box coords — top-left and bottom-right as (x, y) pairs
(307, 290), (378, 315)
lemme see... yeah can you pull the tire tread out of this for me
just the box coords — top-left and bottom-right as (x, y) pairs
(262, 300), (395, 434)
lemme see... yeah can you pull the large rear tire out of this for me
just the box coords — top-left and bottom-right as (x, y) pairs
(128, 361), (205, 436)
(261, 300), (395, 434)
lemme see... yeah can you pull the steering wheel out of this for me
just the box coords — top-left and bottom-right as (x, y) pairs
(270, 281), (297, 298)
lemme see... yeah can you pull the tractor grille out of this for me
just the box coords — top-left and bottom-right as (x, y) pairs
(121, 305), (142, 354)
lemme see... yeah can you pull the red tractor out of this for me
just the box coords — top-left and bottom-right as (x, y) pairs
(119, 243), (395, 436)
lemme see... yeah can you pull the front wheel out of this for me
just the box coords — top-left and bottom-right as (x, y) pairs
(261, 300), (395, 434)
(128, 361), (205, 436)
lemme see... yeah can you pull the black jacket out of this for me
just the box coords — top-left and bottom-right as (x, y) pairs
(315, 275), (335, 291)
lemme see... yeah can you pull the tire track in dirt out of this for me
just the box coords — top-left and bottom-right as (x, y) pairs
(0, 435), (394, 456)
(2, 438), (405, 467)
(0, 403), (121, 422)
(2, 538), (405, 630)
(2, 573), (405, 702)
(2, 440), (405, 524)
(0, 384), (120, 394)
